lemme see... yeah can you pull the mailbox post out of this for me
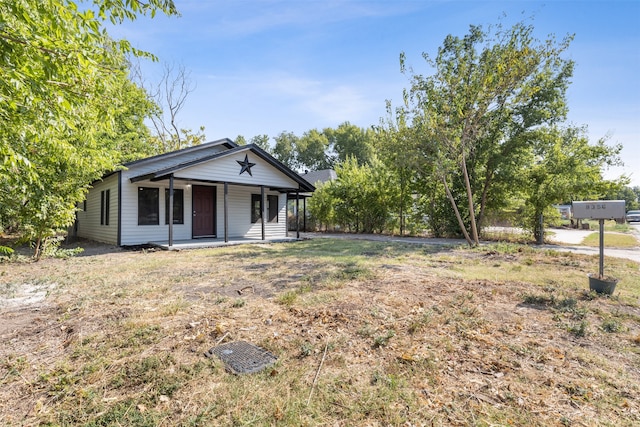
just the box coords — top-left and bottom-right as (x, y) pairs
(572, 200), (625, 293)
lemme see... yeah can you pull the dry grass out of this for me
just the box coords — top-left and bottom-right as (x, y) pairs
(1, 238), (639, 426)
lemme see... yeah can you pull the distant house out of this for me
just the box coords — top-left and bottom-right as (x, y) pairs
(288, 169), (337, 231)
(75, 139), (315, 248)
(553, 204), (572, 220)
(299, 169), (337, 187)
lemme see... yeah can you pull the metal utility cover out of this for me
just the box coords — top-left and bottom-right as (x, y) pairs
(205, 341), (277, 374)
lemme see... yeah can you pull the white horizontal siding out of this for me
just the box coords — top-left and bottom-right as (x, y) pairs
(120, 182), (195, 246)
(77, 173), (119, 245)
(174, 153), (298, 189)
(122, 144), (228, 179)
(223, 185), (286, 239)
(118, 182), (286, 245)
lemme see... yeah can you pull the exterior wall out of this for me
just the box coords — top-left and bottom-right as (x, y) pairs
(119, 180), (195, 246)
(221, 185), (286, 239)
(174, 152), (298, 189)
(118, 182), (286, 245)
(76, 173), (119, 245)
(124, 143), (229, 178)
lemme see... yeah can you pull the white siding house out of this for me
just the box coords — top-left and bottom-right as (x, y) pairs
(76, 139), (314, 247)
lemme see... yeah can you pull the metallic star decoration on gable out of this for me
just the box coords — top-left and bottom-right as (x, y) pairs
(237, 154), (256, 176)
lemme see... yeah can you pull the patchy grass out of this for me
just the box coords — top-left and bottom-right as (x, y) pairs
(1, 238), (639, 426)
(582, 232), (639, 248)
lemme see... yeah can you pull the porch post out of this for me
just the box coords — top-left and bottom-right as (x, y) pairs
(296, 189), (300, 239)
(261, 185), (266, 240)
(168, 174), (174, 248)
(224, 182), (229, 243)
(303, 196), (307, 232)
(285, 194), (289, 238)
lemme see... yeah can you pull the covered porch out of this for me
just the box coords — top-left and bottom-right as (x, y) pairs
(148, 236), (301, 251)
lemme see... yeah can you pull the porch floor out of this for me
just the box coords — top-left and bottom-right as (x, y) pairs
(148, 236), (300, 251)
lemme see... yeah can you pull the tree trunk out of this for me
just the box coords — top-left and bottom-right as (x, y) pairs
(461, 152), (479, 245)
(442, 175), (474, 246)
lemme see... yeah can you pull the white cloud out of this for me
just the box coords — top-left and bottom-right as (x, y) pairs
(303, 85), (377, 122)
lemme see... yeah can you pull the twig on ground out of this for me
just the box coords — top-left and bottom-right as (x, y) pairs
(214, 332), (230, 346)
(307, 341), (329, 406)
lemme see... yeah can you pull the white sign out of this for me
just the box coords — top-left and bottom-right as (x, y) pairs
(572, 200), (626, 220)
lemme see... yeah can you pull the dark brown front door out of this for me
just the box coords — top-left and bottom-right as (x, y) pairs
(192, 185), (216, 237)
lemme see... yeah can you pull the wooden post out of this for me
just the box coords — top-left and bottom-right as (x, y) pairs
(296, 190), (300, 239)
(168, 174), (174, 248)
(261, 185), (266, 240)
(224, 182), (229, 243)
(303, 196), (307, 232)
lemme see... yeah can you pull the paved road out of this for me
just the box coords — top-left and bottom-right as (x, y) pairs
(301, 226), (640, 263)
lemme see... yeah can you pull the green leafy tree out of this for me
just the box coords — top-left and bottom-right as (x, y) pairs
(604, 185), (639, 211)
(250, 134), (271, 152)
(400, 21), (574, 245)
(307, 181), (337, 231)
(234, 134), (271, 152)
(324, 122), (375, 166)
(272, 131), (300, 170)
(105, 76), (158, 163)
(0, 0), (177, 257)
(297, 129), (333, 171)
(375, 103), (423, 235)
(520, 126), (623, 242)
(324, 157), (394, 233)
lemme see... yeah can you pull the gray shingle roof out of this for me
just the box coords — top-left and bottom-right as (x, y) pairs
(299, 169), (337, 185)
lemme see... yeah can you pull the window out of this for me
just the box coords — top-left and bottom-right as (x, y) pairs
(251, 194), (261, 223)
(267, 195), (279, 222)
(165, 188), (184, 224)
(83, 200), (87, 211)
(100, 189), (110, 225)
(138, 187), (159, 225)
(251, 194), (279, 223)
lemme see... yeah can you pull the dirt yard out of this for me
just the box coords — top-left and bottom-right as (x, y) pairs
(1, 238), (639, 426)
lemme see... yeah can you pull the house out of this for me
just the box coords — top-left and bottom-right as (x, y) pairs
(288, 169), (337, 232)
(75, 139), (315, 248)
(300, 169), (337, 186)
(553, 204), (572, 220)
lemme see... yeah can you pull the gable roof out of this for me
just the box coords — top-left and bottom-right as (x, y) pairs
(123, 138), (237, 168)
(129, 143), (315, 192)
(300, 169), (337, 185)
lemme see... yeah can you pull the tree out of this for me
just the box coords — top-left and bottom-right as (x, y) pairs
(0, 0), (177, 257)
(318, 157), (394, 233)
(324, 122), (375, 166)
(400, 21), (574, 245)
(307, 181), (337, 231)
(297, 129), (333, 171)
(605, 185), (639, 211)
(133, 62), (205, 153)
(521, 126), (623, 242)
(375, 103), (422, 235)
(234, 134), (271, 152)
(104, 77), (159, 163)
(272, 131), (300, 170)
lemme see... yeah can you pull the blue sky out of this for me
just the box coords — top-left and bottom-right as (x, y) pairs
(110, 0), (640, 186)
